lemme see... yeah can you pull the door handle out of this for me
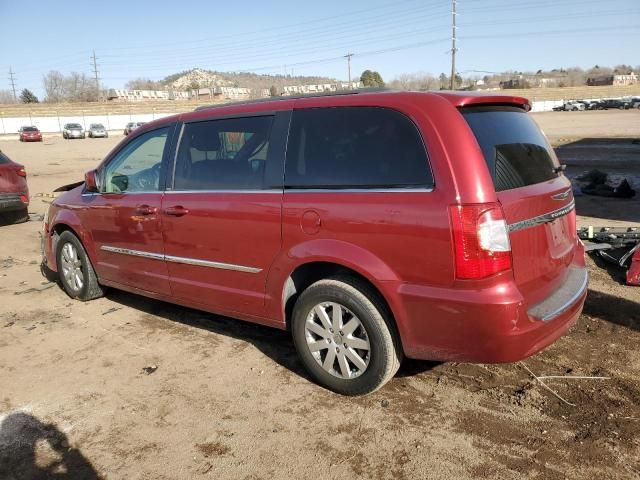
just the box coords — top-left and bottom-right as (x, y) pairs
(164, 206), (190, 216)
(135, 204), (157, 215)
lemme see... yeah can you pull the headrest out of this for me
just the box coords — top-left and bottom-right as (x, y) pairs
(188, 124), (221, 151)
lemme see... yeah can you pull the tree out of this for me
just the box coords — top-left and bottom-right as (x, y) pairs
(125, 78), (164, 91)
(438, 73), (448, 89)
(19, 88), (39, 103)
(0, 89), (17, 104)
(360, 70), (385, 88)
(269, 85), (279, 97)
(43, 70), (65, 102)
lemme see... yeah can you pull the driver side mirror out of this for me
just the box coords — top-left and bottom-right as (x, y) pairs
(85, 169), (99, 193)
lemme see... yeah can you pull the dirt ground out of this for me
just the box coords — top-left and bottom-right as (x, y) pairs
(0, 110), (639, 479)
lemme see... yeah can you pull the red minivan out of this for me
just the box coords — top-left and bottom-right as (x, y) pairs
(42, 91), (587, 395)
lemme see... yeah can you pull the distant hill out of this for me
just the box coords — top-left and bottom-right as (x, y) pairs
(163, 68), (339, 91)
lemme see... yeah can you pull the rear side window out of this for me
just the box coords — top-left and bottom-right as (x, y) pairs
(462, 107), (559, 192)
(0, 152), (9, 165)
(174, 116), (273, 190)
(285, 107), (432, 189)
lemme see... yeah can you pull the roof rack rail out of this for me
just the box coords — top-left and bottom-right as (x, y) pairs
(194, 88), (390, 111)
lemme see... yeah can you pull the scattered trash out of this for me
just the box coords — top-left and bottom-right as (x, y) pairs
(579, 226), (640, 286)
(519, 362), (612, 407)
(34, 192), (56, 198)
(4, 322), (14, 328)
(576, 169), (636, 198)
(381, 399), (390, 408)
(102, 307), (122, 316)
(141, 365), (158, 375)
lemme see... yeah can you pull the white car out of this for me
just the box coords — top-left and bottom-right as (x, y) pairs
(62, 123), (85, 139)
(563, 101), (585, 111)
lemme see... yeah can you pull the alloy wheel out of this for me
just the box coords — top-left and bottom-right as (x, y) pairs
(60, 242), (84, 291)
(304, 302), (371, 379)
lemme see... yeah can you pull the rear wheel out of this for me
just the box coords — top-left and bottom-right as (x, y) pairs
(291, 276), (401, 395)
(56, 231), (105, 301)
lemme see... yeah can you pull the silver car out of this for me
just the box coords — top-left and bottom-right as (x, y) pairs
(88, 123), (108, 138)
(62, 123), (85, 139)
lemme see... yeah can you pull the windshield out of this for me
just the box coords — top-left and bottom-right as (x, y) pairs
(462, 106), (559, 192)
(91, 124), (104, 129)
(23, 127), (38, 132)
(67, 124), (82, 129)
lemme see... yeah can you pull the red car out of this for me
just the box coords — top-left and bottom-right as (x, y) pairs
(42, 91), (587, 395)
(0, 151), (29, 224)
(19, 126), (43, 142)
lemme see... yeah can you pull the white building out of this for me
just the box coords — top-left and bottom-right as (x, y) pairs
(107, 89), (190, 102)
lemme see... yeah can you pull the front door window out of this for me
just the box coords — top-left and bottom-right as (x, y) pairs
(102, 127), (169, 193)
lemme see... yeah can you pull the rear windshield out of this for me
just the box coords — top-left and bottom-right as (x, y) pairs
(462, 106), (559, 192)
(23, 127), (38, 132)
(67, 124), (82, 129)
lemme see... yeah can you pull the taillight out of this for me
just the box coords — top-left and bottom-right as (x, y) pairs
(449, 203), (512, 279)
(20, 195), (28, 204)
(17, 168), (27, 177)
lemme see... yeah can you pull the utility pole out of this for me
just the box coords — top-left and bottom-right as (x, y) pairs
(8, 67), (17, 101)
(450, 0), (457, 90)
(344, 53), (354, 86)
(91, 50), (100, 101)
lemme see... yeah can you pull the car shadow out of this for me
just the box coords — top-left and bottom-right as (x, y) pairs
(105, 289), (440, 381)
(105, 289), (310, 380)
(583, 288), (640, 331)
(0, 412), (101, 480)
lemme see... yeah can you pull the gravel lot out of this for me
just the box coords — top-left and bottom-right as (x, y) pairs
(0, 110), (638, 479)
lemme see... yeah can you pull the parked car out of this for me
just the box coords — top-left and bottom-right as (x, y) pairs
(18, 126), (43, 142)
(0, 150), (29, 224)
(563, 101), (585, 111)
(62, 123), (85, 139)
(598, 99), (631, 110)
(629, 97), (640, 109)
(42, 91), (587, 395)
(576, 100), (597, 110)
(88, 124), (108, 138)
(123, 122), (145, 135)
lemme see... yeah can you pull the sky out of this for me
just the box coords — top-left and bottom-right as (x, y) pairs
(1, 0), (639, 98)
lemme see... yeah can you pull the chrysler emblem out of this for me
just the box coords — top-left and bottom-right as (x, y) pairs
(551, 189), (571, 201)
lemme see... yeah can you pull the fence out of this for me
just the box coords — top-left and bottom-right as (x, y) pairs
(1, 93), (638, 135)
(0, 111), (175, 135)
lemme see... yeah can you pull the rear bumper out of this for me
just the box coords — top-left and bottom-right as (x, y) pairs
(393, 265), (588, 363)
(0, 194), (28, 212)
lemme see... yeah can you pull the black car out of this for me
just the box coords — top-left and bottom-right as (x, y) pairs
(597, 99), (632, 110)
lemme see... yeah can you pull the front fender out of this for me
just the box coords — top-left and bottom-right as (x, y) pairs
(48, 206), (97, 270)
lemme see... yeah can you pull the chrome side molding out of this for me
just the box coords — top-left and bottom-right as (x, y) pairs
(99, 246), (262, 274)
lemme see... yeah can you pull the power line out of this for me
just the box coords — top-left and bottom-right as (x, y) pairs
(450, 0), (457, 90)
(8, 67), (17, 101)
(91, 50), (100, 100)
(344, 53), (354, 84)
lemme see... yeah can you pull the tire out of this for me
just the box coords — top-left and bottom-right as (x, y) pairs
(55, 231), (105, 301)
(291, 276), (402, 395)
(0, 208), (29, 225)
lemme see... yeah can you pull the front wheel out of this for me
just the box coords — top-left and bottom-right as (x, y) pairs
(56, 231), (105, 301)
(292, 276), (401, 395)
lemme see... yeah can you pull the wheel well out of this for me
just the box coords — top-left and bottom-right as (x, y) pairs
(283, 262), (398, 336)
(51, 223), (80, 257)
